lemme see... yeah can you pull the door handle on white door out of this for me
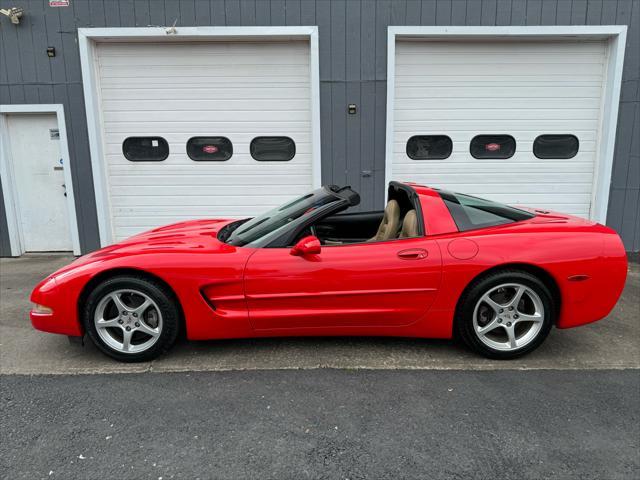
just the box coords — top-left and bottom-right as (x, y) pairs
(397, 248), (428, 260)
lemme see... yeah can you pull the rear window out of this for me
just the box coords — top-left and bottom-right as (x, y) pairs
(439, 191), (534, 232)
(122, 137), (169, 161)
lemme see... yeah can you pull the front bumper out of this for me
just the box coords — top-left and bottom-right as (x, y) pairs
(30, 276), (83, 336)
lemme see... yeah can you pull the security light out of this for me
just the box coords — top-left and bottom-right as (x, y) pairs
(0, 7), (24, 25)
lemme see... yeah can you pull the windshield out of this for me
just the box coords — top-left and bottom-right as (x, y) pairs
(439, 190), (534, 232)
(223, 188), (341, 247)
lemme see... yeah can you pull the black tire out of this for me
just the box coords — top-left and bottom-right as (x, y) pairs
(455, 270), (555, 360)
(82, 275), (181, 362)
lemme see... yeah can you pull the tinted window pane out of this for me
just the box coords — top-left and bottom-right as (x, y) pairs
(533, 135), (579, 159)
(406, 135), (452, 160)
(187, 137), (233, 161)
(439, 190), (534, 232)
(250, 137), (296, 161)
(470, 135), (516, 159)
(123, 137), (169, 161)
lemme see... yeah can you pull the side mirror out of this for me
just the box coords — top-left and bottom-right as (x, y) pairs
(290, 235), (321, 256)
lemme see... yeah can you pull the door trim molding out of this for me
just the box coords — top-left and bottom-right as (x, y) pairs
(78, 26), (322, 247)
(0, 104), (81, 256)
(385, 26), (627, 223)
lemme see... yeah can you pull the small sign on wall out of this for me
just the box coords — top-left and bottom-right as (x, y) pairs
(49, 128), (60, 139)
(49, 0), (70, 7)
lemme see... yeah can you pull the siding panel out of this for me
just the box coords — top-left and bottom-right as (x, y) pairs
(0, 0), (638, 253)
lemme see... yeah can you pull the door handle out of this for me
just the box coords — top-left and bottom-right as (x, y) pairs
(397, 248), (428, 260)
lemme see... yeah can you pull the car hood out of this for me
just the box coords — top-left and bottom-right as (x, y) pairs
(60, 219), (240, 272)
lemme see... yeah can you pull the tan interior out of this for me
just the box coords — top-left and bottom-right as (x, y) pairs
(368, 199), (401, 242)
(399, 210), (419, 238)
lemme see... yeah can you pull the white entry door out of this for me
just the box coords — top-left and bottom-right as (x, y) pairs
(6, 113), (72, 251)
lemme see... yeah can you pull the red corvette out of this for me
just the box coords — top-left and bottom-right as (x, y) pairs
(30, 182), (627, 362)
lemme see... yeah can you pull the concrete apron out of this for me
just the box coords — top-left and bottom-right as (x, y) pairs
(1, 255), (638, 375)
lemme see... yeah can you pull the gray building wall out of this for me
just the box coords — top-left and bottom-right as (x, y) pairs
(1, 0), (638, 255)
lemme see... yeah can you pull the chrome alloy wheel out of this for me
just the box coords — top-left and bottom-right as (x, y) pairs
(94, 289), (163, 354)
(472, 283), (545, 352)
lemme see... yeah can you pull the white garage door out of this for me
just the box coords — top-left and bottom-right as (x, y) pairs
(95, 40), (313, 241)
(391, 39), (608, 218)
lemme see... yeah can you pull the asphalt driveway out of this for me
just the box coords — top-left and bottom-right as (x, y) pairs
(1, 255), (639, 479)
(0, 254), (638, 374)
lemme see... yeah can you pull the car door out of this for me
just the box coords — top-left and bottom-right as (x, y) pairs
(243, 237), (442, 330)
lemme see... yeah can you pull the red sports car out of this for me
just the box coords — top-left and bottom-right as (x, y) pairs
(30, 182), (627, 362)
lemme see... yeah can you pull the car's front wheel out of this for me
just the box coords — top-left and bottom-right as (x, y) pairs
(82, 275), (180, 362)
(456, 270), (555, 359)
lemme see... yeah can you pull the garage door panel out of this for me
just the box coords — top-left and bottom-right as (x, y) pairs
(100, 64), (309, 79)
(398, 52), (604, 65)
(397, 40), (605, 54)
(102, 110), (310, 123)
(395, 86), (605, 99)
(395, 62), (604, 77)
(392, 175), (594, 192)
(98, 41), (310, 56)
(395, 98), (602, 111)
(394, 141), (598, 154)
(107, 162), (312, 174)
(395, 108), (601, 122)
(100, 76), (310, 87)
(394, 119), (598, 131)
(103, 122), (311, 135)
(392, 39), (607, 218)
(113, 184), (313, 197)
(111, 205), (281, 217)
(394, 131), (599, 142)
(100, 53), (309, 67)
(103, 99), (310, 112)
(104, 87), (310, 101)
(110, 174), (313, 187)
(96, 40), (313, 241)
(393, 151), (597, 164)
(105, 142), (313, 155)
(110, 194), (306, 207)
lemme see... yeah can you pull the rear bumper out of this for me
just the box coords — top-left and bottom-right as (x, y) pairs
(556, 232), (628, 329)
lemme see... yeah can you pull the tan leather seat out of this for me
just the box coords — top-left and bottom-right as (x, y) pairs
(369, 200), (401, 242)
(399, 210), (419, 238)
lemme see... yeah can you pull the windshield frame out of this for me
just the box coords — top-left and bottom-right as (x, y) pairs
(220, 186), (356, 248)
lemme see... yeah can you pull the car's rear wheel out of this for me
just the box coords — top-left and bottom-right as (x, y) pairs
(455, 270), (555, 359)
(82, 275), (180, 362)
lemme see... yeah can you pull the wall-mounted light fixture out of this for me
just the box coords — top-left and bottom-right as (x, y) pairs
(47, 47), (56, 57)
(0, 7), (24, 25)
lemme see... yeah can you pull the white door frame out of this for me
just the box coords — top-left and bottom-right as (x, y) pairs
(0, 104), (81, 256)
(385, 26), (627, 223)
(78, 26), (322, 247)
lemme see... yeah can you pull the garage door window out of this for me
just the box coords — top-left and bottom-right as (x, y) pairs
(406, 135), (453, 160)
(122, 137), (169, 162)
(250, 137), (296, 161)
(533, 135), (579, 159)
(187, 137), (233, 161)
(470, 135), (516, 159)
